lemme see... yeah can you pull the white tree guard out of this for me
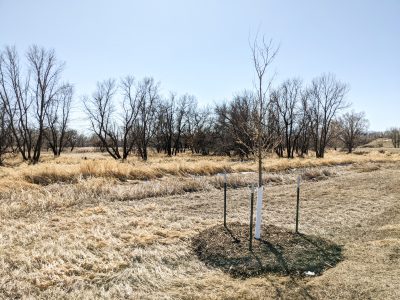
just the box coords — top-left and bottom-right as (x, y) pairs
(254, 186), (264, 239)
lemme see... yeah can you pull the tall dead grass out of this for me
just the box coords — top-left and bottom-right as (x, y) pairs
(1, 150), (399, 189)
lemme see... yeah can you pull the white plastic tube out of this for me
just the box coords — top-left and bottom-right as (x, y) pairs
(254, 186), (264, 239)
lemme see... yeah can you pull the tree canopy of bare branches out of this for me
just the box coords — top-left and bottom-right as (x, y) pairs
(388, 128), (400, 148)
(271, 78), (304, 158)
(339, 111), (369, 153)
(250, 36), (279, 186)
(0, 102), (13, 165)
(44, 83), (73, 156)
(0, 45), (71, 163)
(308, 73), (349, 158)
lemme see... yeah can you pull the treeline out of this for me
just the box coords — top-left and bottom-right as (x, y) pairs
(83, 73), (371, 160)
(0, 45), (392, 165)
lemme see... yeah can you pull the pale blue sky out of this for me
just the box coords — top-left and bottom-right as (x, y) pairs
(0, 0), (399, 131)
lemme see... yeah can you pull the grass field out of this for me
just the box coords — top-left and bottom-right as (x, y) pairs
(0, 149), (399, 299)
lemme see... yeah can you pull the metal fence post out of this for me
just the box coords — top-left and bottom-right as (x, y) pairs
(295, 175), (300, 233)
(249, 184), (254, 251)
(224, 171), (227, 227)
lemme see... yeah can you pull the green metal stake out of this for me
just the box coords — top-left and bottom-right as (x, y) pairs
(224, 171), (227, 228)
(295, 175), (300, 234)
(249, 184), (254, 251)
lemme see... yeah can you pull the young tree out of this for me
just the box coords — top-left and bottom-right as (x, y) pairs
(249, 36), (279, 240)
(250, 36), (279, 186)
(339, 111), (369, 153)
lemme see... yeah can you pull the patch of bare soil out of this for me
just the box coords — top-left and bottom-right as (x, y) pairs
(192, 222), (342, 278)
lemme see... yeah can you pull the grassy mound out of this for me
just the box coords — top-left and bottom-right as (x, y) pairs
(192, 223), (342, 278)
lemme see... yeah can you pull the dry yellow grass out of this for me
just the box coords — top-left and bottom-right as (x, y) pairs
(0, 149), (399, 299)
(2, 149), (399, 187)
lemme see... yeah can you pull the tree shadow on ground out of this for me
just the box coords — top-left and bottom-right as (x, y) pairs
(192, 222), (342, 279)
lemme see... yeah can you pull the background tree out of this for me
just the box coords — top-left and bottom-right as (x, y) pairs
(339, 111), (369, 153)
(296, 91), (312, 156)
(85, 77), (141, 160)
(173, 94), (193, 155)
(191, 106), (213, 155)
(65, 129), (79, 151)
(84, 79), (122, 159)
(0, 45), (69, 163)
(308, 73), (349, 158)
(28, 45), (66, 164)
(388, 127), (400, 148)
(44, 83), (73, 156)
(155, 93), (175, 155)
(215, 91), (256, 158)
(213, 102), (235, 156)
(0, 102), (13, 165)
(272, 78), (303, 158)
(135, 77), (159, 161)
(0, 46), (34, 161)
(120, 76), (140, 159)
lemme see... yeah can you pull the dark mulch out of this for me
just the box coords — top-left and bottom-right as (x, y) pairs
(192, 223), (343, 278)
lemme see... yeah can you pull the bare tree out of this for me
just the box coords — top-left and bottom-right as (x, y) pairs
(213, 102), (235, 156)
(248, 36), (280, 240)
(120, 76), (140, 159)
(308, 73), (349, 158)
(64, 129), (79, 151)
(85, 76), (159, 161)
(215, 91), (257, 158)
(84, 79), (122, 159)
(136, 77), (159, 161)
(388, 127), (400, 148)
(296, 91), (312, 156)
(27, 45), (65, 164)
(250, 36), (279, 186)
(272, 78), (303, 158)
(155, 93), (175, 155)
(338, 111), (368, 153)
(0, 45), (67, 163)
(0, 46), (33, 161)
(173, 94), (193, 155)
(0, 102), (13, 165)
(44, 83), (73, 156)
(191, 106), (213, 155)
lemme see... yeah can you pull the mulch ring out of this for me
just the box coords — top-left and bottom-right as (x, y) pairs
(192, 222), (343, 278)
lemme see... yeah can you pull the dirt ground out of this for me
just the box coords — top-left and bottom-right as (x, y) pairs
(0, 153), (399, 299)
